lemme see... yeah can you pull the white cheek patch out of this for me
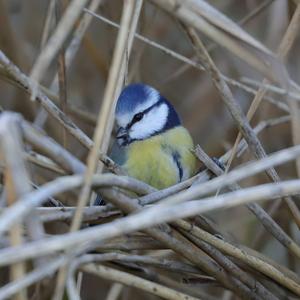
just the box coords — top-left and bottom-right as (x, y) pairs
(130, 104), (169, 140)
(115, 86), (160, 128)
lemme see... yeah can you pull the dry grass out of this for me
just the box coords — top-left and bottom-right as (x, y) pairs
(0, 0), (300, 299)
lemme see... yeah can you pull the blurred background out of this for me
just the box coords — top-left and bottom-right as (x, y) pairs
(0, 0), (299, 299)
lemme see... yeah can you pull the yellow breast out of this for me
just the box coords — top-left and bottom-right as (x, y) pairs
(124, 126), (196, 189)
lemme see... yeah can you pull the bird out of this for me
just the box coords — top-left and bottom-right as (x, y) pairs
(110, 83), (196, 190)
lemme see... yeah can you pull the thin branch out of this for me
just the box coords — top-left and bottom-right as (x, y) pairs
(238, 0), (274, 25)
(40, 0), (56, 49)
(178, 225), (277, 300)
(81, 264), (201, 300)
(99, 0), (144, 165)
(225, 3), (300, 189)
(174, 220), (300, 296)
(36, 206), (118, 223)
(2, 178), (300, 267)
(280, 4), (300, 177)
(183, 25), (300, 228)
(84, 8), (298, 107)
(34, 0), (105, 130)
(25, 151), (66, 175)
(70, 0), (136, 233)
(55, 0), (68, 148)
(51, 0), (105, 92)
(162, 0), (275, 85)
(93, 190), (276, 298)
(138, 115), (291, 205)
(193, 144), (300, 258)
(21, 120), (85, 175)
(150, 0), (285, 83)
(30, 0), (89, 96)
(0, 173), (154, 236)
(0, 114), (29, 300)
(0, 50), (122, 174)
(0, 256), (68, 300)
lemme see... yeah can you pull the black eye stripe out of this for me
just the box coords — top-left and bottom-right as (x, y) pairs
(126, 99), (163, 130)
(142, 99), (163, 114)
(133, 112), (143, 122)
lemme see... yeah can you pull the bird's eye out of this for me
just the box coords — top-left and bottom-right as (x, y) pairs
(133, 112), (143, 123)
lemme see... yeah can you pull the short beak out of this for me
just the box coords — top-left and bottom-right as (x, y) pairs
(116, 127), (127, 139)
(116, 127), (129, 146)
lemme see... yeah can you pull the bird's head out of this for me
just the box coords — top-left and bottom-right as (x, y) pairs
(115, 83), (181, 146)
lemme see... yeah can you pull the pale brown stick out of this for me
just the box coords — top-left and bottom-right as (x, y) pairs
(183, 26), (300, 228)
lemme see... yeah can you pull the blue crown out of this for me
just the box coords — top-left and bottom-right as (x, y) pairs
(116, 83), (181, 130)
(116, 83), (157, 115)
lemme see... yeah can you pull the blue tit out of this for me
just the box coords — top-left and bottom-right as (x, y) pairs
(111, 83), (196, 190)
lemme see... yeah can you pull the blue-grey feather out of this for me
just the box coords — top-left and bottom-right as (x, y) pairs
(110, 140), (127, 165)
(116, 83), (181, 131)
(116, 83), (157, 115)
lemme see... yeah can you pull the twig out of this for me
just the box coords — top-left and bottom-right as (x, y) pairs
(36, 206), (118, 223)
(173, 220), (300, 296)
(112, 254), (201, 275)
(250, 6), (300, 242)
(0, 113), (29, 300)
(40, 84), (98, 125)
(178, 225), (277, 300)
(34, 0), (105, 131)
(2, 179), (300, 266)
(4, 184), (298, 298)
(99, 0), (144, 163)
(30, 0), (88, 96)
(25, 151), (66, 175)
(67, 252), (203, 277)
(159, 139), (300, 209)
(64, 12), (137, 290)
(0, 256), (68, 300)
(241, 77), (300, 101)
(238, 0), (274, 25)
(55, 0), (68, 148)
(0, 31), (290, 121)
(0, 181), (299, 298)
(84, 8), (297, 108)
(40, 0), (56, 49)
(21, 120), (85, 174)
(91, 235), (165, 251)
(0, 50), (122, 174)
(80, 264), (201, 300)
(98, 190), (271, 298)
(51, 0), (105, 92)
(162, 0), (275, 85)
(72, 248), (245, 299)
(70, 0), (135, 230)
(234, 116), (291, 158)
(279, 4), (300, 177)
(150, 0), (284, 83)
(138, 115), (291, 205)
(0, 173), (154, 235)
(193, 145), (300, 258)
(183, 26), (300, 228)
(55, 4), (142, 286)
(66, 252), (204, 300)
(225, 3), (300, 190)
(1, 142), (300, 238)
